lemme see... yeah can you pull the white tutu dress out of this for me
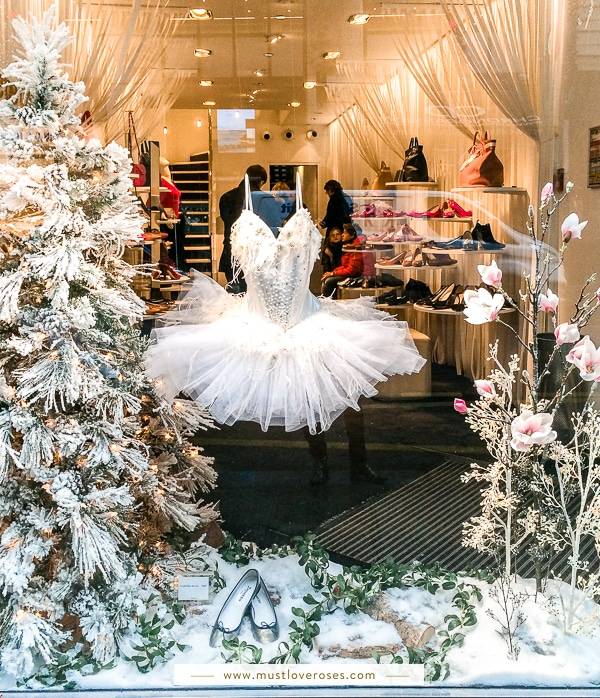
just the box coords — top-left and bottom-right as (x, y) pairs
(144, 176), (426, 434)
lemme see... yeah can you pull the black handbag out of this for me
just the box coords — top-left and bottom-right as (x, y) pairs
(396, 137), (429, 182)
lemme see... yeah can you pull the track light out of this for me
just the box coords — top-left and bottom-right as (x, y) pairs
(194, 48), (212, 57)
(198, 80), (213, 86)
(303, 81), (317, 89)
(322, 51), (341, 60)
(163, 126), (168, 135)
(288, 101), (301, 108)
(267, 34), (282, 44)
(196, 119), (202, 127)
(188, 9), (212, 20)
(347, 14), (370, 24)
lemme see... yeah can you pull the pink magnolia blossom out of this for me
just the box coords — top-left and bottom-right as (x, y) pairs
(474, 379), (496, 398)
(477, 260), (502, 288)
(454, 398), (468, 414)
(561, 213), (587, 243)
(554, 323), (580, 346)
(463, 287), (505, 325)
(510, 410), (557, 452)
(566, 335), (600, 381)
(540, 182), (553, 204)
(539, 288), (559, 314)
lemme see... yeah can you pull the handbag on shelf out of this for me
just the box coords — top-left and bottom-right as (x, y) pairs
(396, 137), (429, 182)
(370, 161), (393, 190)
(459, 130), (504, 188)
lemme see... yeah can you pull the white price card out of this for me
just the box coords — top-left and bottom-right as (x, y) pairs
(176, 574), (210, 601)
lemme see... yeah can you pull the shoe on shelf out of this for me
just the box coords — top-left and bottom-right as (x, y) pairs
(401, 223), (423, 242)
(423, 252), (458, 267)
(350, 463), (387, 484)
(209, 569), (260, 647)
(377, 272), (405, 288)
(379, 251), (408, 266)
(471, 220), (505, 248)
(376, 289), (399, 305)
(448, 199), (473, 218)
(249, 577), (279, 644)
(366, 232), (388, 242)
(416, 282), (455, 307)
(441, 201), (455, 218)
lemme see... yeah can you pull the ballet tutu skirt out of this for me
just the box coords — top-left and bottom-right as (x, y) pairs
(144, 187), (426, 434)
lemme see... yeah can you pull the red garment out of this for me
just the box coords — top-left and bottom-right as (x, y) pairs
(159, 177), (181, 217)
(332, 237), (364, 277)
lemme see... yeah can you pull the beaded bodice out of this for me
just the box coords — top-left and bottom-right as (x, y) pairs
(231, 179), (321, 329)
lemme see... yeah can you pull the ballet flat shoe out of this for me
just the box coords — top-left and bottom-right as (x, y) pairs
(209, 569), (260, 647)
(249, 577), (280, 643)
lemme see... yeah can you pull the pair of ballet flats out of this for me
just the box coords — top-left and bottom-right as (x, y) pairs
(209, 569), (279, 647)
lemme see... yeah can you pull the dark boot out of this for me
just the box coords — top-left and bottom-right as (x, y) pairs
(309, 458), (329, 485)
(350, 463), (387, 484)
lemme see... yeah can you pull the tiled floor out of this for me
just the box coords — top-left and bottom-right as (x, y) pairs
(197, 364), (487, 550)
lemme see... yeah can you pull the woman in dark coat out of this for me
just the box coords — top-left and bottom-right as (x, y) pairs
(319, 179), (351, 235)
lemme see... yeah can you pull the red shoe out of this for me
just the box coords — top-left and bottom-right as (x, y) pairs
(448, 199), (472, 218)
(424, 205), (442, 218)
(441, 201), (455, 218)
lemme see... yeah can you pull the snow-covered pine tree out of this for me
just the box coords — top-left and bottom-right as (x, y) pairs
(0, 8), (217, 679)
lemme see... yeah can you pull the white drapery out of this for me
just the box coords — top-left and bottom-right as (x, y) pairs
(440, 0), (542, 142)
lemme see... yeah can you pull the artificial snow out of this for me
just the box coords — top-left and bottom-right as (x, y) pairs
(0, 549), (598, 692)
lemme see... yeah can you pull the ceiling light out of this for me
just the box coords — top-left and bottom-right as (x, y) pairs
(196, 119), (202, 127)
(322, 51), (341, 60)
(198, 80), (213, 86)
(188, 9), (212, 20)
(203, 100), (216, 106)
(234, 110), (240, 118)
(253, 69), (265, 77)
(264, 52), (273, 57)
(251, 89), (261, 95)
(288, 101), (301, 108)
(303, 81), (317, 89)
(268, 34), (282, 44)
(347, 14), (370, 24)
(194, 48), (212, 57)
(163, 126), (168, 135)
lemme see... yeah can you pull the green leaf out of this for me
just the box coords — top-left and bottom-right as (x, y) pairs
(447, 617), (462, 631)
(291, 607), (306, 618)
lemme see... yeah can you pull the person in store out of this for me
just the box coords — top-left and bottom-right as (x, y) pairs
(320, 227), (343, 274)
(218, 164), (268, 293)
(319, 179), (352, 235)
(303, 406), (385, 485)
(321, 223), (364, 298)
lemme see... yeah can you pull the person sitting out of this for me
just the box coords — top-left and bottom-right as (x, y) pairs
(321, 223), (364, 298)
(320, 227), (343, 275)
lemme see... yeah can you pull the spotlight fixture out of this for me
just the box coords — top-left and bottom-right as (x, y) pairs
(188, 9), (213, 20)
(264, 52), (273, 57)
(253, 69), (265, 77)
(267, 34), (282, 44)
(322, 51), (341, 60)
(196, 119), (202, 127)
(288, 101), (301, 108)
(198, 80), (214, 86)
(347, 13), (370, 24)
(303, 81), (317, 89)
(203, 100), (216, 106)
(194, 48), (213, 57)
(163, 126), (168, 135)
(234, 110), (240, 118)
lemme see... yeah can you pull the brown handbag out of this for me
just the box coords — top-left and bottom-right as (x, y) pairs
(370, 160), (393, 190)
(459, 130), (504, 188)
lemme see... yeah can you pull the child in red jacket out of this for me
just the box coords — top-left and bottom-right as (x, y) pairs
(321, 224), (365, 298)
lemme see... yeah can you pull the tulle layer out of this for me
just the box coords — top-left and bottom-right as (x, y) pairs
(145, 273), (426, 433)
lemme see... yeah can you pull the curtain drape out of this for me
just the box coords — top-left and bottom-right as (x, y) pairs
(440, 0), (542, 142)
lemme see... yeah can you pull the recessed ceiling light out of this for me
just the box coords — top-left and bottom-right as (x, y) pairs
(267, 34), (283, 44)
(288, 101), (301, 108)
(198, 80), (214, 86)
(264, 52), (273, 57)
(194, 48), (212, 57)
(303, 81), (317, 89)
(203, 100), (216, 106)
(322, 51), (341, 60)
(347, 13), (370, 24)
(188, 9), (213, 20)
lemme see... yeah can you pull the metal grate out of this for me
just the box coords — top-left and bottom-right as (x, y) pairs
(315, 459), (598, 580)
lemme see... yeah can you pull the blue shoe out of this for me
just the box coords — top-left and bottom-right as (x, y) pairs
(209, 569), (260, 647)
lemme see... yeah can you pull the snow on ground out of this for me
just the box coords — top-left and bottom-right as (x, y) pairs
(1, 550), (600, 692)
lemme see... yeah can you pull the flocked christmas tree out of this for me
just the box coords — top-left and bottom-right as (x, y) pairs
(0, 8), (217, 679)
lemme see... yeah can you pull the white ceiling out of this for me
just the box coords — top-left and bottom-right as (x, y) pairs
(163, 0), (450, 124)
